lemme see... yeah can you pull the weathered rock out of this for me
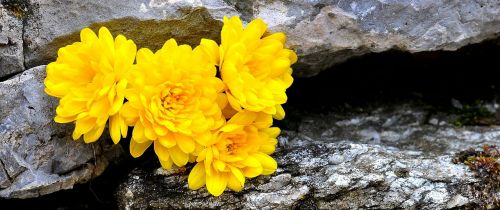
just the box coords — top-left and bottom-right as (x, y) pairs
(22, 0), (226, 70)
(0, 4), (24, 78)
(116, 103), (500, 209)
(0, 66), (123, 199)
(14, 0), (500, 77)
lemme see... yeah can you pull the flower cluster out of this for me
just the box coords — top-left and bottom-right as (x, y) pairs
(44, 16), (296, 196)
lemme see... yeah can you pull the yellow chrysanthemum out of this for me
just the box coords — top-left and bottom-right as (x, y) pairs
(199, 16), (297, 120)
(44, 27), (136, 143)
(188, 111), (279, 196)
(121, 39), (225, 169)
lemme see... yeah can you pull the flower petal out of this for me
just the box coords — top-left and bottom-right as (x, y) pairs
(206, 171), (227, 197)
(154, 140), (170, 161)
(83, 125), (105, 143)
(130, 140), (152, 158)
(132, 122), (149, 143)
(188, 162), (206, 190)
(176, 134), (195, 153)
(109, 114), (122, 144)
(226, 171), (244, 192)
(254, 153), (277, 175)
(242, 166), (263, 178)
(169, 145), (189, 167)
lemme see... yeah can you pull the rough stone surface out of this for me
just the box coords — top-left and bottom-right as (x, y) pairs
(0, 66), (123, 199)
(0, 5), (24, 78)
(116, 103), (499, 209)
(8, 0), (498, 77)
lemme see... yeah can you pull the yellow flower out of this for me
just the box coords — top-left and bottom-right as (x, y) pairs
(122, 39), (225, 169)
(188, 111), (279, 196)
(199, 16), (297, 120)
(44, 27), (136, 143)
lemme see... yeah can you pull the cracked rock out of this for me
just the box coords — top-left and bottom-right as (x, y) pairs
(116, 103), (498, 209)
(15, 0), (500, 77)
(0, 5), (24, 78)
(0, 66), (123, 199)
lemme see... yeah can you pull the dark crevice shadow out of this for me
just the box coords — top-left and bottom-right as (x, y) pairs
(284, 38), (500, 116)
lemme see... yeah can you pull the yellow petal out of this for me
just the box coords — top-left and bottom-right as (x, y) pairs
(226, 171), (244, 192)
(98, 27), (114, 50)
(228, 111), (256, 125)
(109, 114), (122, 144)
(195, 132), (213, 147)
(162, 38), (178, 50)
(254, 153), (277, 175)
(220, 124), (242, 132)
(273, 104), (285, 120)
(226, 93), (242, 112)
(242, 166), (263, 178)
(154, 140), (170, 161)
(214, 160), (226, 172)
(158, 134), (176, 148)
(176, 134), (195, 153)
(132, 123), (149, 143)
(188, 163), (206, 190)
(160, 159), (173, 169)
(54, 115), (77, 123)
(206, 171), (227, 196)
(254, 112), (273, 129)
(265, 32), (286, 44)
(169, 145), (189, 167)
(241, 155), (261, 168)
(73, 117), (96, 140)
(143, 122), (157, 140)
(83, 125), (105, 143)
(120, 102), (139, 125)
(197, 38), (220, 66)
(136, 48), (154, 64)
(130, 140), (153, 158)
(80, 28), (98, 43)
(229, 166), (245, 186)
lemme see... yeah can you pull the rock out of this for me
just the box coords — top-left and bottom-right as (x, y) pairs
(0, 4), (25, 78)
(14, 0), (499, 77)
(293, 103), (500, 153)
(22, 0), (227, 70)
(116, 102), (499, 209)
(0, 66), (123, 199)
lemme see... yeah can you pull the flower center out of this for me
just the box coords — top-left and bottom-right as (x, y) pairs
(219, 132), (248, 155)
(152, 82), (195, 117)
(160, 85), (187, 111)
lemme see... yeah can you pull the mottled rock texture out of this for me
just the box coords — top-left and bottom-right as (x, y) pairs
(116, 103), (500, 209)
(1, 0), (499, 78)
(0, 66), (123, 199)
(0, 4), (24, 78)
(1, 0), (499, 204)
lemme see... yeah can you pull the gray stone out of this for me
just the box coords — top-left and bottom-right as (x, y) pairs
(116, 102), (499, 209)
(14, 0), (500, 77)
(0, 5), (24, 78)
(0, 65), (123, 199)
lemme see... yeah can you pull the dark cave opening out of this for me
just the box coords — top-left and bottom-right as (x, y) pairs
(286, 38), (500, 113)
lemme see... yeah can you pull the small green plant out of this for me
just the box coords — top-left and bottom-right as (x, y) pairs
(452, 102), (495, 127)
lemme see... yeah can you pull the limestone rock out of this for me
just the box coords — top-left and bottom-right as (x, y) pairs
(116, 103), (499, 209)
(0, 5), (24, 78)
(0, 66), (123, 199)
(16, 0), (500, 77)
